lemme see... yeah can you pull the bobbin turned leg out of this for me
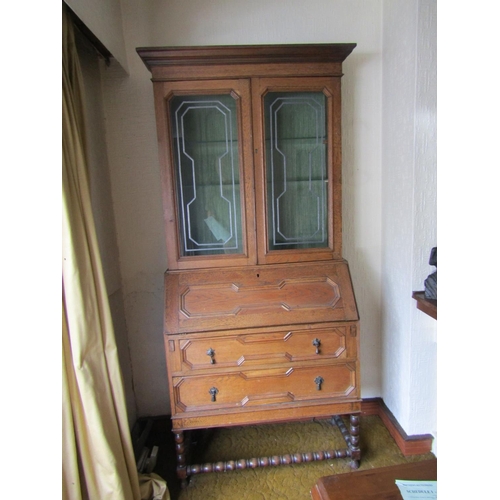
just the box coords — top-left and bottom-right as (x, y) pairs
(174, 431), (188, 489)
(349, 414), (361, 469)
(332, 414), (361, 469)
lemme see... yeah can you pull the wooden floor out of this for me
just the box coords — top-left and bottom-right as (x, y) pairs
(311, 458), (437, 499)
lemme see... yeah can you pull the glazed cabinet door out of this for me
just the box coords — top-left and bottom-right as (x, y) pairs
(153, 79), (257, 269)
(252, 77), (342, 264)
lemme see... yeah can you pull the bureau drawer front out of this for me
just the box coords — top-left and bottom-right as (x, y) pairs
(165, 262), (359, 334)
(172, 363), (357, 413)
(177, 327), (353, 371)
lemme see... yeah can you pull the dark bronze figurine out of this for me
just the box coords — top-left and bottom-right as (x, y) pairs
(424, 247), (437, 300)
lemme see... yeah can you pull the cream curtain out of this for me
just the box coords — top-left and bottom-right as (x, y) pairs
(62, 6), (168, 500)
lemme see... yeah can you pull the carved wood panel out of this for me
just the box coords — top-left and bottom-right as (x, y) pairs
(165, 261), (358, 333)
(177, 328), (350, 371)
(172, 362), (357, 413)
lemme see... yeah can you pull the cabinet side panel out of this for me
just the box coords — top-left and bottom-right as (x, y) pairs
(164, 272), (180, 334)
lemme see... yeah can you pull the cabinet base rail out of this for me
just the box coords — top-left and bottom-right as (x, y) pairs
(175, 414), (361, 488)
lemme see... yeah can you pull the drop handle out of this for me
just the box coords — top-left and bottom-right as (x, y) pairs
(314, 376), (324, 391)
(312, 338), (321, 354)
(209, 387), (219, 402)
(206, 348), (215, 364)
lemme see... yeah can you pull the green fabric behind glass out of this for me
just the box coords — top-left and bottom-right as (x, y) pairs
(170, 95), (242, 256)
(264, 92), (328, 250)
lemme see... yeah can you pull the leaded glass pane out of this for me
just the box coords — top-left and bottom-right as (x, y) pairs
(170, 95), (242, 256)
(264, 92), (328, 250)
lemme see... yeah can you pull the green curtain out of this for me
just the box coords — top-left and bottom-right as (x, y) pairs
(62, 6), (169, 499)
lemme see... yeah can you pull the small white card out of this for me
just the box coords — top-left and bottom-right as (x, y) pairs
(395, 480), (437, 499)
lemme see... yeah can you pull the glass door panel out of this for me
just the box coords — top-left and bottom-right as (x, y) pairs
(264, 92), (328, 250)
(170, 94), (242, 257)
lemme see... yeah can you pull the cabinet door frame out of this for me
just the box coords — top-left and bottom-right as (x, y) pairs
(153, 78), (257, 269)
(251, 77), (342, 265)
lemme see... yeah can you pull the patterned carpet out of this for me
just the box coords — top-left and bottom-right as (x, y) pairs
(147, 415), (435, 500)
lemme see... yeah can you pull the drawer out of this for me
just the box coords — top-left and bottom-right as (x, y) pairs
(168, 326), (357, 373)
(171, 362), (358, 414)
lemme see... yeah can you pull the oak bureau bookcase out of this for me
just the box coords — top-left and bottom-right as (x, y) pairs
(137, 44), (360, 487)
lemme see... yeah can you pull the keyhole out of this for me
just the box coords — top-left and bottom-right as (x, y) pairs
(209, 387), (219, 402)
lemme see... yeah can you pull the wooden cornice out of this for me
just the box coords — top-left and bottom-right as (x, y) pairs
(136, 43), (357, 72)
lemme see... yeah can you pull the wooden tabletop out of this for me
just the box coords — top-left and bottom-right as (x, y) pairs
(311, 458), (437, 499)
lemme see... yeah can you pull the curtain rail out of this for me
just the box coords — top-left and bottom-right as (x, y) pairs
(66, 5), (112, 66)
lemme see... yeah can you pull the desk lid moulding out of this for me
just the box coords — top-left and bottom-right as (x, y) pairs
(164, 261), (359, 334)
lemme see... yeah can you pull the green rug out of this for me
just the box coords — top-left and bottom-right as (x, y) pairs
(148, 415), (435, 500)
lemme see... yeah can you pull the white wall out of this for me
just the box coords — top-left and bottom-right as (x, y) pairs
(98, 0), (384, 416)
(381, 0), (437, 444)
(70, 1), (437, 445)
